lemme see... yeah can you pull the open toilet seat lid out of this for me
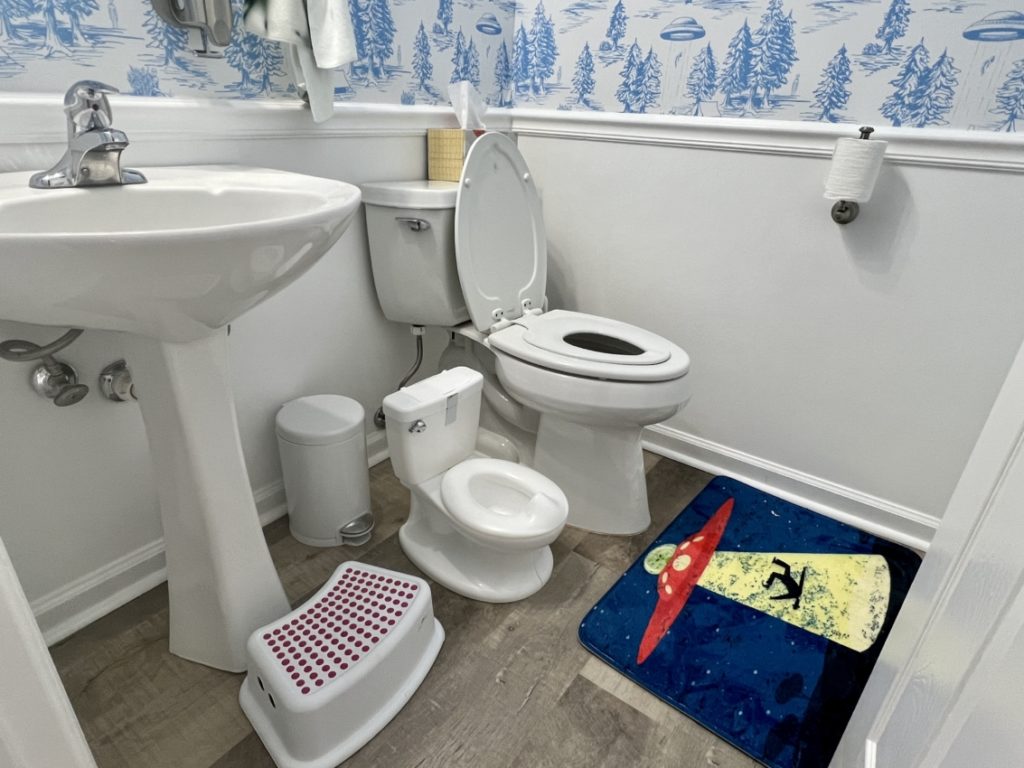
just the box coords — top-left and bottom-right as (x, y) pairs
(441, 458), (567, 542)
(455, 133), (546, 333)
(489, 310), (691, 383)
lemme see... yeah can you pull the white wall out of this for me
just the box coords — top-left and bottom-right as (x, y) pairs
(0, 96), (458, 642)
(514, 112), (1024, 546)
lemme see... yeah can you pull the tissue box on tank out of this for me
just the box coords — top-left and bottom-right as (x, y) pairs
(427, 129), (475, 182)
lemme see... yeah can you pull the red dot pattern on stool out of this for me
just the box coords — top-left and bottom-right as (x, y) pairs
(261, 566), (421, 696)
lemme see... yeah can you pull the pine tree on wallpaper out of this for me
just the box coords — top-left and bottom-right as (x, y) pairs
(434, 0), (452, 35)
(687, 43), (717, 115)
(0, 0), (33, 41)
(874, 0), (912, 55)
(907, 48), (958, 127)
(814, 44), (852, 121)
(127, 65), (164, 96)
(466, 38), (480, 87)
(615, 39), (642, 111)
(636, 47), (662, 113)
(880, 39), (930, 126)
(718, 19), (753, 109)
(225, 2), (285, 94)
(364, 0), (396, 80)
(40, 0), (78, 55)
(143, 5), (189, 67)
(450, 28), (466, 82)
(529, 0), (557, 94)
(412, 22), (433, 92)
(512, 23), (532, 94)
(604, 0), (627, 51)
(349, 0), (368, 65)
(61, 0), (97, 46)
(495, 40), (513, 106)
(749, 0), (797, 108)
(992, 59), (1024, 132)
(571, 42), (596, 107)
(245, 35), (285, 92)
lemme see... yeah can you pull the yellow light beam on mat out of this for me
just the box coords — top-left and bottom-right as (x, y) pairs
(645, 547), (890, 652)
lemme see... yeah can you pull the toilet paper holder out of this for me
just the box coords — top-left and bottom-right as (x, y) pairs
(828, 126), (880, 225)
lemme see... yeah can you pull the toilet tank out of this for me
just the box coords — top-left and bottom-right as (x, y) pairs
(382, 367), (483, 486)
(361, 181), (470, 327)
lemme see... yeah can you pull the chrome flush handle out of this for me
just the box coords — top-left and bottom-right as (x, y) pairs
(396, 217), (431, 232)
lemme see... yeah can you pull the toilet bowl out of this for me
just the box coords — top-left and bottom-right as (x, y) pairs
(362, 133), (691, 537)
(383, 368), (568, 603)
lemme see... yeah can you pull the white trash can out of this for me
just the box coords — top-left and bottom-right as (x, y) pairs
(276, 395), (374, 547)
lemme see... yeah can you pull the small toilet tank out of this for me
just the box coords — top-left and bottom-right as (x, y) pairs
(383, 367), (483, 486)
(361, 181), (469, 327)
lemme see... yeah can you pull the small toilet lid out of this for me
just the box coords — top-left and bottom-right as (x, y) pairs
(455, 133), (546, 333)
(489, 310), (691, 382)
(441, 458), (567, 542)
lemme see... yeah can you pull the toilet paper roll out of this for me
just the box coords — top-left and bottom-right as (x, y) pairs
(824, 137), (888, 202)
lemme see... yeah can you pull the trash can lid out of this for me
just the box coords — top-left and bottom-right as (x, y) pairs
(276, 395), (366, 446)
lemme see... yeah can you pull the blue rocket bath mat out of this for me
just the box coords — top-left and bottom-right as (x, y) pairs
(578, 476), (921, 768)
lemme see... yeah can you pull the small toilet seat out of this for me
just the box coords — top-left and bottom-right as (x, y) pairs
(441, 458), (568, 549)
(490, 310), (690, 383)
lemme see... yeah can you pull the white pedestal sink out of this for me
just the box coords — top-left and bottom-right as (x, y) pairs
(0, 166), (362, 671)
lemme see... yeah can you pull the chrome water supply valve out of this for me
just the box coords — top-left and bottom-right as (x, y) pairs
(0, 328), (89, 406)
(99, 359), (137, 402)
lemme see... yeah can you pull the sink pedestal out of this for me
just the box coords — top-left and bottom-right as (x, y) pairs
(125, 330), (290, 672)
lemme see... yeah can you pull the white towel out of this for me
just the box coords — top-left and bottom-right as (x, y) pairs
(243, 0), (357, 123)
(306, 0), (357, 69)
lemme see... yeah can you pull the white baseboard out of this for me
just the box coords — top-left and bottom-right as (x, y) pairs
(642, 424), (939, 552)
(366, 428), (389, 468)
(31, 539), (169, 647)
(33, 433), (391, 647)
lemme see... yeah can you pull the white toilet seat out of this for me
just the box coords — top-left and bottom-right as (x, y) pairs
(489, 310), (690, 383)
(441, 458), (568, 549)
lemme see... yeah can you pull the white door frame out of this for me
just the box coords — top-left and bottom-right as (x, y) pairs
(0, 536), (97, 768)
(833, 337), (1024, 766)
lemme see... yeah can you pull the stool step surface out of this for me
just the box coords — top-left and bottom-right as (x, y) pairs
(240, 562), (444, 768)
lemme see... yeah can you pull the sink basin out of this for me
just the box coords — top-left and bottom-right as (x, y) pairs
(0, 165), (361, 342)
(0, 164), (362, 672)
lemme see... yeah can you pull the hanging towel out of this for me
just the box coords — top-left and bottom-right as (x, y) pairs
(306, 0), (357, 69)
(243, 0), (357, 123)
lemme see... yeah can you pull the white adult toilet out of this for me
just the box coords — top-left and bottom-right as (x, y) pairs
(363, 132), (691, 536)
(383, 367), (568, 603)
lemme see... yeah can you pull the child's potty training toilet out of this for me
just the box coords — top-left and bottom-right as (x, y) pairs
(383, 367), (568, 602)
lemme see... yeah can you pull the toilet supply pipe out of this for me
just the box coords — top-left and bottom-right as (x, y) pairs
(373, 325), (425, 429)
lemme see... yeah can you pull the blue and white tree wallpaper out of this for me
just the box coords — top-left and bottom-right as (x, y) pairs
(0, 0), (1022, 131)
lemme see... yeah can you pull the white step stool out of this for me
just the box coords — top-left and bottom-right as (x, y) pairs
(239, 562), (444, 768)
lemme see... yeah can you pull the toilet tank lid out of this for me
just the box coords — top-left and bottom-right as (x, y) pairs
(382, 367), (483, 421)
(276, 395), (365, 446)
(360, 180), (458, 209)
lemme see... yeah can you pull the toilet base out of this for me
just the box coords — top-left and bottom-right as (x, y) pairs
(532, 415), (650, 536)
(399, 491), (554, 603)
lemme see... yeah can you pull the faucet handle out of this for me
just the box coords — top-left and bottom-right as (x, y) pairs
(63, 80), (119, 136)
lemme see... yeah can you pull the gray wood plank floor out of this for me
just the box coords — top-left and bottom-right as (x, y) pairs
(50, 455), (760, 768)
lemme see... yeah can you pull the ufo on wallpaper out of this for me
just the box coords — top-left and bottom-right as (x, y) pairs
(475, 13), (502, 35)
(963, 11), (1024, 41)
(659, 17), (706, 42)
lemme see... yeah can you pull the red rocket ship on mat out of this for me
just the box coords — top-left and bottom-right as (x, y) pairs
(635, 497), (893, 665)
(637, 498), (734, 664)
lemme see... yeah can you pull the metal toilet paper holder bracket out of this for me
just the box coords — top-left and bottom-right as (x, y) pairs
(830, 126), (874, 225)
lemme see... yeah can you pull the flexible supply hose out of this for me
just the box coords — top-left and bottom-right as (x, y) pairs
(373, 326), (425, 428)
(0, 328), (84, 364)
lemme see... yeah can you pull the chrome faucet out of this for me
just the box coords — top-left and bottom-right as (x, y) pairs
(29, 80), (147, 189)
